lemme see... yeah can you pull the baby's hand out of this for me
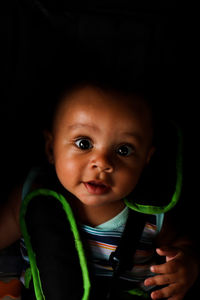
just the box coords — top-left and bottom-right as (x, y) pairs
(144, 247), (199, 300)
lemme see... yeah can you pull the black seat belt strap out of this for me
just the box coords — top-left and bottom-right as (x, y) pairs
(107, 209), (147, 299)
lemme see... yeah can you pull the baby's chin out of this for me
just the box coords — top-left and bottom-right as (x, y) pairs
(76, 195), (113, 207)
(76, 193), (124, 209)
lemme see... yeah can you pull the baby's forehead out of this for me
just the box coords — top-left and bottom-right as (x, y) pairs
(52, 85), (154, 146)
(53, 85), (153, 134)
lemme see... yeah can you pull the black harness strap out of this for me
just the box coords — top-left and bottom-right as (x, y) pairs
(23, 195), (84, 300)
(107, 209), (147, 299)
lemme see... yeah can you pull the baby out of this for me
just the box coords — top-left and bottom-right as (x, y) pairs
(0, 79), (199, 299)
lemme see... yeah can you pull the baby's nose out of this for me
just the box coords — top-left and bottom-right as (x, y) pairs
(90, 151), (114, 173)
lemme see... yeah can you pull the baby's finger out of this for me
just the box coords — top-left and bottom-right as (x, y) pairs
(156, 247), (179, 257)
(150, 283), (181, 300)
(156, 248), (180, 262)
(150, 260), (177, 274)
(144, 273), (176, 287)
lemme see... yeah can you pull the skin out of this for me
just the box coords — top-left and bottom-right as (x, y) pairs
(147, 213), (199, 300)
(0, 85), (198, 299)
(45, 86), (155, 226)
(145, 247), (199, 300)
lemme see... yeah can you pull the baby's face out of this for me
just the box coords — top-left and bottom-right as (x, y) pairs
(46, 86), (154, 209)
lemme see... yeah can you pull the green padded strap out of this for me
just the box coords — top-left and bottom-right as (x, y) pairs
(124, 122), (183, 215)
(20, 193), (45, 300)
(127, 288), (149, 298)
(24, 267), (32, 289)
(20, 188), (91, 300)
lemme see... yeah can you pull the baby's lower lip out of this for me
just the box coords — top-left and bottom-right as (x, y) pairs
(84, 182), (110, 195)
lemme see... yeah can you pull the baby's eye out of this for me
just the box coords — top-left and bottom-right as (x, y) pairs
(116, 144), (134, 157)
(74, 138), (93, 150)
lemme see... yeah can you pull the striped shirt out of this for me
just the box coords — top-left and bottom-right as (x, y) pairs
(80, 206), (164, 292)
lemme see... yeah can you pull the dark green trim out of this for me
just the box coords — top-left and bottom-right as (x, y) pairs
(20, 193), (45, 300)
(24, 267), (32, 289)
(127, 288), (149, 298)
(20, 188), (91, 300)
(125, 122), (183, 214)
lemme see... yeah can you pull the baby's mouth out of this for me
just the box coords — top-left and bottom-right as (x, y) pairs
(83, 180), (110, 195)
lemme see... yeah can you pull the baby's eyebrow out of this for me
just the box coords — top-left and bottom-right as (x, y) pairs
(120, 131), (143, 144)
(67, 122), (99, 131)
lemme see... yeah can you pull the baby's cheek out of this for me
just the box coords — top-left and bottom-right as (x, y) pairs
(117, 172), (139, 198)
(55, 161), (73, 187)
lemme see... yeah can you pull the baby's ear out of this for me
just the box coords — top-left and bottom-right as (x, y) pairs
(146, 146), (155, 164)
(43, 130), (54, 164)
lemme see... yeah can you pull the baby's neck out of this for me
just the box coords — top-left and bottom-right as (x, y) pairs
(73, 200), (126, 227)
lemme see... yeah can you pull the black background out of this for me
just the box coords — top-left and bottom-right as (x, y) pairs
(1, 2), (199, 297)
(0, 1), (196, 227)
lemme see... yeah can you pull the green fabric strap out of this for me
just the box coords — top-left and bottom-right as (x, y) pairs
(24, 267), (32, 289)
(127, 288), (149, 298)
(20, 191), (45, 300)
(20, 188), (91, 300)
(124, 122), (183, 215)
